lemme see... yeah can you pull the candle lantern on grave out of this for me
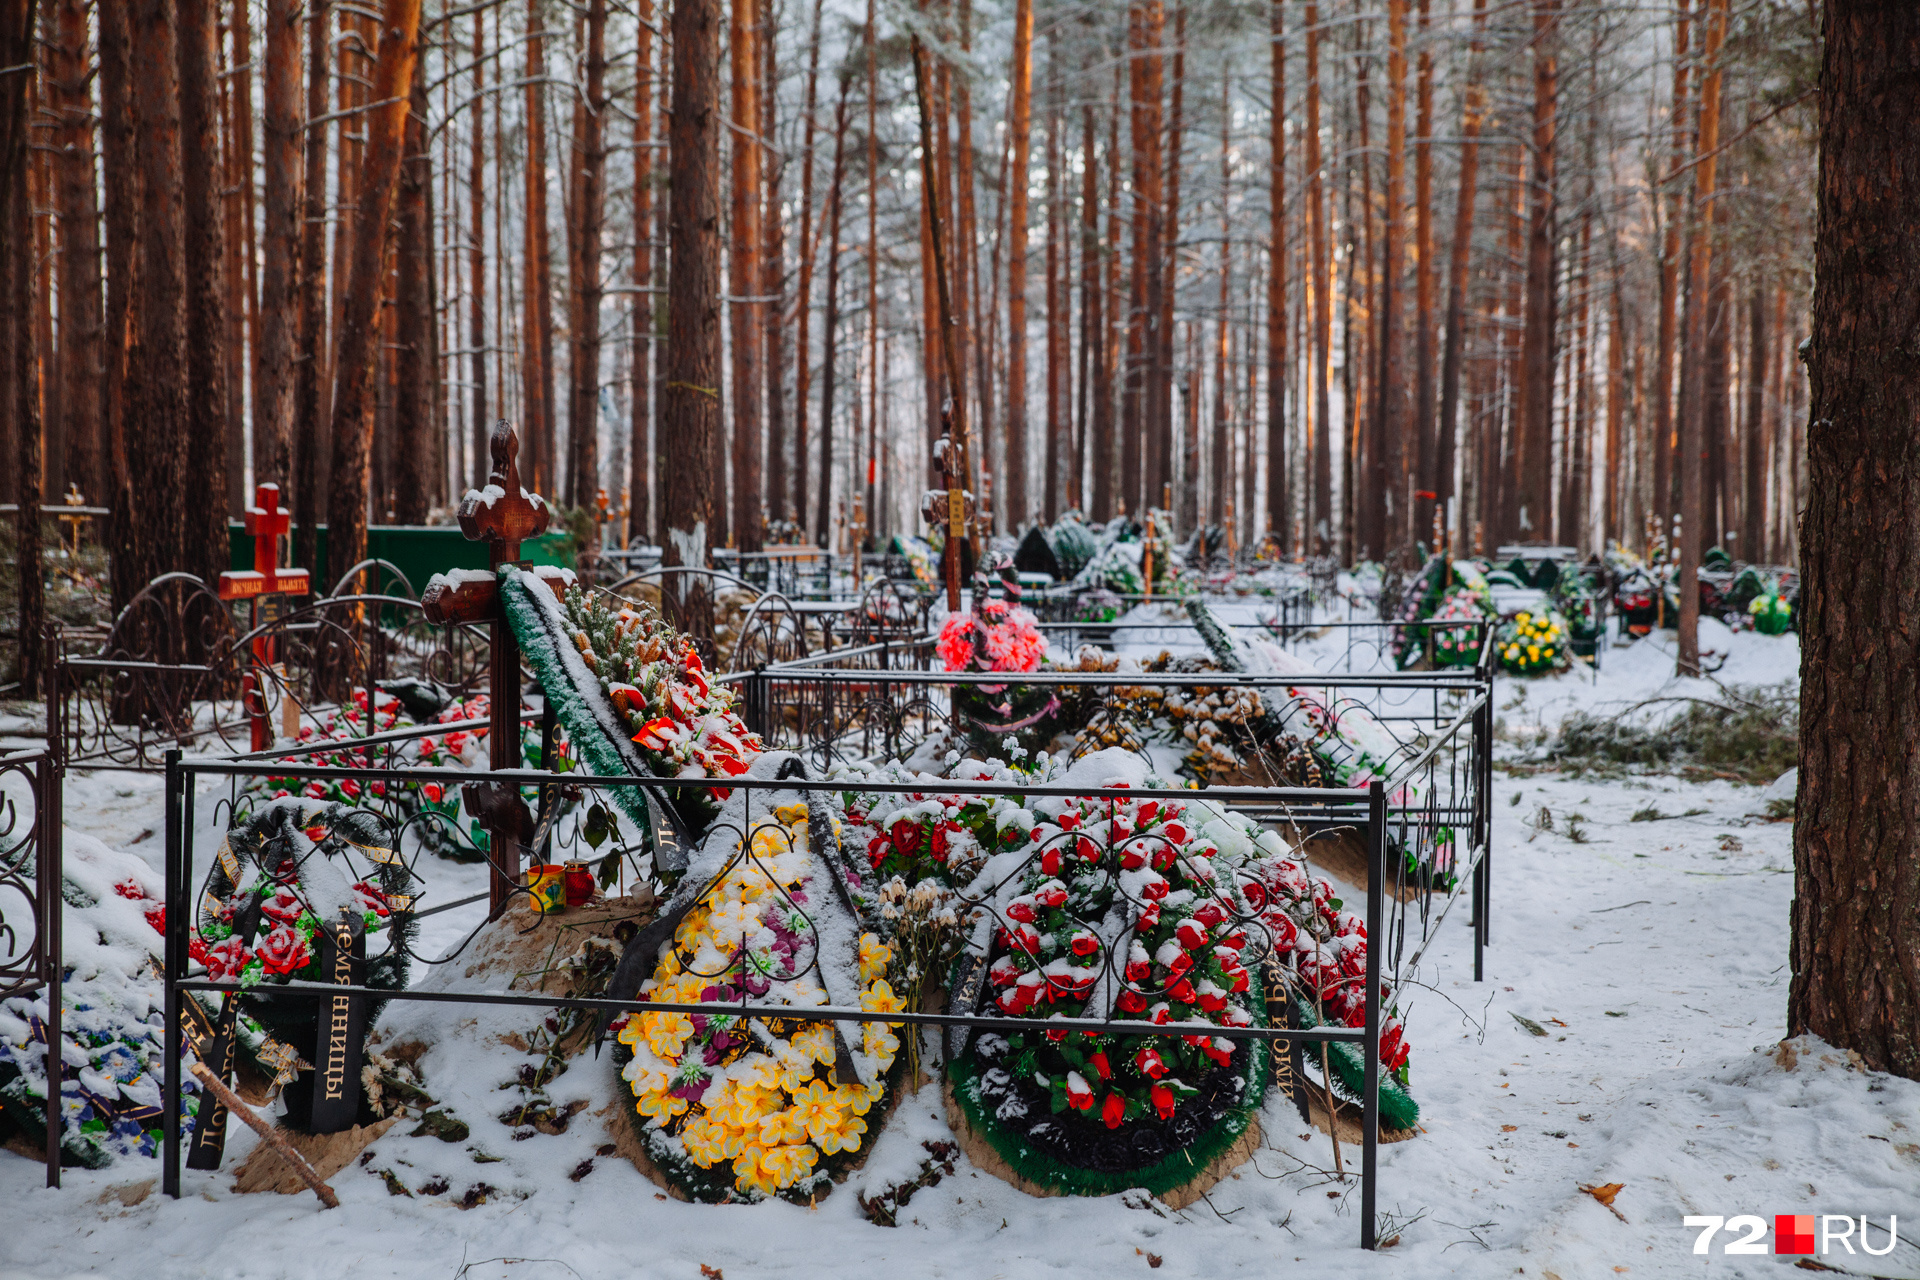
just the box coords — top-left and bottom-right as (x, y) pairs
(421, 423), (552, 918)
(217, 484), (311, 751)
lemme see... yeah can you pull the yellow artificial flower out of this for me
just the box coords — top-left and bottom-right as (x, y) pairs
(1526, 645), (1540, 662)
(858, 933), (894, 984)
(813, 1106), (869, 1156)
(860, 979), (906, 1016)
(758, 1104), (808, 1146)
(835, 1080), (880, 1116)
(636, 1084), (689, 1122)
(642, 1010), (694, 1060)
(786, 1079), (845, 1144)
(863, 1024), (901, 1069)
(732, 1143), (782, 1196)
(759, 1142), (819, 1187)
(680, 1114), (730, 1166)
(791, 1024), (838, 1066)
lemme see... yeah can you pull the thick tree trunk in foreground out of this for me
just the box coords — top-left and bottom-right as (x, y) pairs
(1437, 0), (1486, 551)
(255, 0), (300, 493)
(1515, 0), (1559, 545)
(664, 0), (723, 650)
(1266, 3), (1286, 541)
(393, 53), (433, 524)
(568, 0), (607, 513)
(1, 0), (40, 688)
(727, 0), (760, 548)
(629, 0), (655, 541)
(1790, 0), (1920, 1081)
(323, 0), (423, 594)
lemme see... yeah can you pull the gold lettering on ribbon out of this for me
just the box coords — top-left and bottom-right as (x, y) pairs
(322, 919), (354, 1100)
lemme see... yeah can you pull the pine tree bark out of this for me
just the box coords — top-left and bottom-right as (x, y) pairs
(0, 0), (40, 687)
(393, 50), (433, 524)
(1514, 0), (1559, 545)
(225, 0), (256, 516)
(469, 11), (491, 492)
(727, 0), (761, 548)
(322, 0), (423, 593)
(1303, 1), (1331, 553)
(814, 74), (850, 543)
(664, 0), (724, 648)
(254, 0), (300, 494)
(1154, 4), (1180, 517)
(628, 0), (655, 539)
(1266, 5), (1286, 541)
(1044, 55), (1063, 523)
(1216, 64), (1234, 535)
(1436, 0), (1486, 551)
(1653, 0), (1692, 547)
(1083, 104), (1110, 522)
(96, 0), (136, 594)
(523, 0), (556, 498)
(1004, 0), (1034, 529)
(293, 0), (331, 574)
(1411, 0), (1435, 542)
(566, 0), (607, 512)
(1676, 0), (1726, 674)
(1743, 278), (1767, 559)
(1379, 0), (1409, 549)
(760, 0), (786, 530)
(1791, 0), (1920, 1082)
(788, 0), (821, 535)
(178, 0), (230, 580)
(48, 0), (102, 503)
(123, 0), (191, 600)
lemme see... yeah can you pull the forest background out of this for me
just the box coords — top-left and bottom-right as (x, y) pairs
(0, 0), (1819, 670)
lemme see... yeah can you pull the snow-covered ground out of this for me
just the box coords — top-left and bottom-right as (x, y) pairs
(4, 625), (1917, 1280)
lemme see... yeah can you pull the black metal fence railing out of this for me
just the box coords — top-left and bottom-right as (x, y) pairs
(0, 747), (63, 1188)
(161, 756), (1399, 1248)
(727, 628), (1495, 982)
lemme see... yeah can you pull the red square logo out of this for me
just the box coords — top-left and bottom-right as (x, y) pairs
(1776, 1215), (1816, 1255)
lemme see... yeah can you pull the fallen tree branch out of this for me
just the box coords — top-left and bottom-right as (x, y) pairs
(189, 1063), (338, 1209)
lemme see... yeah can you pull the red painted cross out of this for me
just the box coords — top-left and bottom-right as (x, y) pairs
(218, 484), (312, 603)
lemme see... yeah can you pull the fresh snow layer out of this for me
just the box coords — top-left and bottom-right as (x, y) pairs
(4, 625), (1915, 1279)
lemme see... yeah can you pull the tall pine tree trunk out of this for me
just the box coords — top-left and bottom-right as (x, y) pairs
(1437, 0), (1485, 550)
(524, 0), (556, 497)
(255, 0), (299, 493)
(1652, 0), (1692, 547)
(1676, 0), (1726, 674)
(49, 0), (102, 503)
(568, 0), (607, 512)
(1004, 0), (1034, 529)
(728, 0), (760, 548)
(293, 0), (331, 575)
(1266, 8), (1286, 541)
(665, 0), (724, 647)
(1515, 0), (1559, 545)
(470, 10), (491, 492)
(393, 51), (433, 523)
(814, 76), (850, 542)
(1792, 0), (1920, 1081)
(1304, 2), (1331, 553)
(323, 0), (423, 593)
(760, 0), (786, 530)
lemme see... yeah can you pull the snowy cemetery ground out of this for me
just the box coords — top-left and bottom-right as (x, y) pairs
(3, 624), (1918, 1280)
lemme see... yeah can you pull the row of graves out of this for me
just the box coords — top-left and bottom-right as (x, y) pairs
(0, 427), (1492, 1250)
(1384, 539), (1797, 681)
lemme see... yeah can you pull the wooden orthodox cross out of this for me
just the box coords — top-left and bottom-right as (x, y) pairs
(421, 424), (551, 918)
(217, 484), (311, 751)
(57, 483), (91, 557)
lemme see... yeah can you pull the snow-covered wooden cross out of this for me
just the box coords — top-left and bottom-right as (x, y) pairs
(218, 483), (311, 750)
(422, 423), (551, 918)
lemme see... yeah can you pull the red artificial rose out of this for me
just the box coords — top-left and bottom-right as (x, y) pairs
(1168, 978), (1198, 1005)
(204, 936), (251, 981)
(1125, 959), (1152, 983)
(1036, 884), (1068, 908)
(1141, 880), (1169, 902)
(1005, 900), (1037, 924)
(1046, 1026), (1069, 1044)
(1119, 845), (1146, 871)
(189, 935), (209, 966)
(1137, 801), (1158, 825)
(1070, 932), (1100, 958)
(1161, 821), (1187, 844)
(1065, 1073), (1094, 1109)
(1176, 920), (1208, 949)
(1134, 1047), (1168, 1079)
(1078, 836), (1101, 864)
(1110, 815), (1132, 839)
(144, 903), (165, 935)
(1058, 812), (1080, 831)
(889, 819), (924, 855)
(340, 779), (362, 799)
(1151, 1084), (1176, 1120)
(421, 783), (444, 804)
(930, 825), (951, 862)
(256, 923), (312, 976)
(1150, 847), (1176, 871)
(1116, 989), (1149, 1014)
(1136, 903), (1161, 931)
(1197, 989), (1228, 1013)
(1040, 847), (1063, 876)
(1193, 902), (1226, 928)
(1090, 1051), (1111, 1081)
(1102, 1091), (1127, 1129)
